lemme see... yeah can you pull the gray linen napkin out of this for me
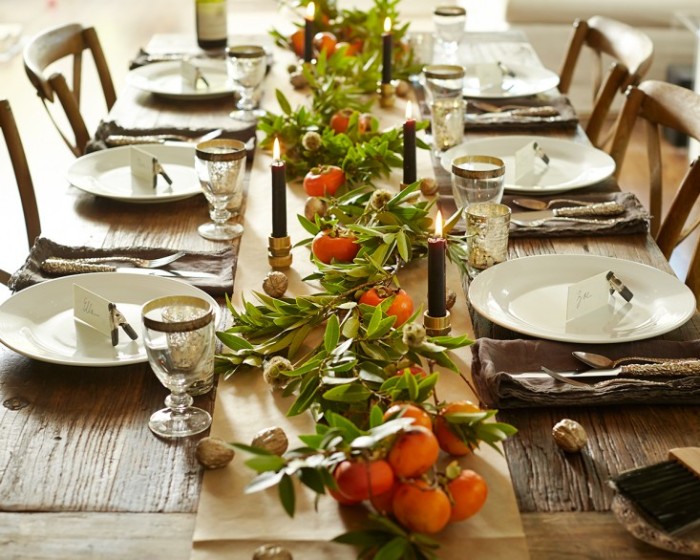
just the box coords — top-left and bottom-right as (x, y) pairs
(464, 94), (579, 131)
(471, 337), (700, 409)
(441, 192), (650, 237)
(8, 237), (236, 297)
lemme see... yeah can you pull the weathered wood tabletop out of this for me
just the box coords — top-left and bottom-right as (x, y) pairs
(2, 30), (698, 560)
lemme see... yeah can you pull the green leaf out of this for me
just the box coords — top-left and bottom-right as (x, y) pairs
(279, 473), (296, 517)
(369, 404), (385, 428)
(245, 454), (287, 473)
(275, 89), (292, 115)
(244, 470), (285, 494)
(374, 537), (410, 560)
(324, 313), (340, 353)
(323, 383), (372, 403)
(298, 467), (327, 494)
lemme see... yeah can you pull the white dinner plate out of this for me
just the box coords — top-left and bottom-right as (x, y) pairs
(462, 63), (559, 99)
(441, 135), (616, 194)
(468, 255), (696, 344)
(67, 144), (201, 203)
(0, 273), (219, 367)
(126, 59), (232, 100)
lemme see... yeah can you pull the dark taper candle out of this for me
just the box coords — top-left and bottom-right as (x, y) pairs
(403, 101), (417, 184)
(304, 2), (315, 63)
(271, 138), (287, 238)
(381, 17), (392, 84)
(428, 212), (447, 317)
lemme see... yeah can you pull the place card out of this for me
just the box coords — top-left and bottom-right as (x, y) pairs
(73, 284), (112, 338)
(476, 63), (503, 92)
(180, 59), (204, 89)
(566, 271), (612, 324)
(514, 141), (537, 182)
(130, 146), (172, 189)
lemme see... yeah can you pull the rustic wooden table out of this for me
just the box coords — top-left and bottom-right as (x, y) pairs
(1, 17), (698, 560)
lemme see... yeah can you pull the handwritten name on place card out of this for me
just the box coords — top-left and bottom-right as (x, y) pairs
(73, 284), (112, 336)
(566, 271), (611, 324)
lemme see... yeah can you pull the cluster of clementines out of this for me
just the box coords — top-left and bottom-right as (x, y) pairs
(330, 400), (489, 535)
(290, 28), (363, 60)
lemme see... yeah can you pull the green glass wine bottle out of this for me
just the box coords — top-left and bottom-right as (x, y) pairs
(195, 0), (227, 50)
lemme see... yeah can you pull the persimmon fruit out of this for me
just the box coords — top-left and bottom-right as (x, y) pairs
(383, 402), (433, 431)
(447, 469), (489, 522)
(392, 479), (452, 534)
(387, 426), (439, 478)
(434, 400), (481, 456)
(358, 287), (414, 327)
(332, 458), (395, 502)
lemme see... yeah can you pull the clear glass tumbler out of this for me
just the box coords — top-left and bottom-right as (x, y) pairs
(433, 5), (466, 63)
(451, 155), (505, 210)
(142, 295), (215, 438)
(195, 138), (247, 241)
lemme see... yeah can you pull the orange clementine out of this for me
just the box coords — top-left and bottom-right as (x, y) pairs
(394, 365), (428, 379)
(290, 29), (305, 58)
(387, 426), (439, 478)
(392, 479), (451, 534)
(446, 469), (488, 522)
(434, 400), (480, 456)
(369, 482), (396, 515)
(333, 458), (395, 502)
(383, 402), (433, 431)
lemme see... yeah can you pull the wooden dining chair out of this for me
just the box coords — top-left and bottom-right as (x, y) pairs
(558, 16), (654, 149)
(23, 23), (116, 157)
(0, 99), (41, 285)
(609, 80), (700, 297)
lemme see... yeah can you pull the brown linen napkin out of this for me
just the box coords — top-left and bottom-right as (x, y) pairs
(440, 192), (650, 237)
(464, 95), (579, 131)
(8, 237), (236, 297)
(471, 338), (700, 409)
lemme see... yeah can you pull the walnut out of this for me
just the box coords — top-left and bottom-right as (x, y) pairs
(195, 437), (235, 469)
(251, 426), (289, 455)
(263, 271), (288, 298)
(252, 544), (293, 560)
(304, 196), (327, 221)
(289, 71), (308, 89)
(445, 288), (457, 311)
(395, 80), (410, 98)
(419, 177), (438, 196)
(552, 419), (588, 453)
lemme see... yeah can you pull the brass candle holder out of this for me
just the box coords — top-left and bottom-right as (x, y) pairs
(377, 81), (396, 108)
(268, 235), (293, 269)
(423, 310), (451, 336)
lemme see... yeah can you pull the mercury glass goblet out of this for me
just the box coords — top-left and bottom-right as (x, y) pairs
(227, 44), (266, 122)
(195, 138), (246, 241)
(142, 295), (215, 438)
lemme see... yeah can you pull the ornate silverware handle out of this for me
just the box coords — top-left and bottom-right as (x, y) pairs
(620, 360), (700, 377)
(554, 201), (625, 217)
(105, 134), (189, 146)
(41, 258), (117, 275)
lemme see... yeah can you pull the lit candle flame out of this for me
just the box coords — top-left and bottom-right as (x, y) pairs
(405, 100), (413, 120)
(384, 17), (392, 33)
(306, 2), (315, 20)
(273, 138), (281, 161)
(435, 211), (443, 237)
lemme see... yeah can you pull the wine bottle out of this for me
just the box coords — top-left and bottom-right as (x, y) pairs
(195, 0), (227, 50)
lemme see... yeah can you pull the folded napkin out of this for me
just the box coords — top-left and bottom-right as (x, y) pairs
(471, 337), (700, 409)
(464, 95), (579, 131)
(439, 191), (650, 237)
(8, 237), (236, 297)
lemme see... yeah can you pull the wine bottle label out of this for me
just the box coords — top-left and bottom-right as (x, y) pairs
(196, 3), (227, 41)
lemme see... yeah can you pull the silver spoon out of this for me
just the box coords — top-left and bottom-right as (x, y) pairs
(511, 198), (592, 211)
(571, 351), (690, 369)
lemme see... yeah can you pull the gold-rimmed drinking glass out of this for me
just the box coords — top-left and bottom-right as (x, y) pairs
(195, 138), (247, 241)
(226, 44), (266, 122)
(142, 295), (215, 438)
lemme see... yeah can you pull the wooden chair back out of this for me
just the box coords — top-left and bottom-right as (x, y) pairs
(0, 99), (41, 285)
(609, 80), (700, 297)
(558, 16), (654, 148)
(23, 23), (116, 157)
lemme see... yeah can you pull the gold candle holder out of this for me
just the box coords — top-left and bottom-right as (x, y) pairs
(377, 81), (396, 108)
(423, 310), (451, 336)
(268, 235), (293, 269)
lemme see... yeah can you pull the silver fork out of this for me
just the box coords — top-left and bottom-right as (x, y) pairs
(54, 251), (187, 269)
(512, 217), (620, 227)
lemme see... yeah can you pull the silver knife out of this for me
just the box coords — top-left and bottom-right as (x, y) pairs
(511, 360), (700, 381)
(511, 201), (625, 224)
(41, 259), (217, 279)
